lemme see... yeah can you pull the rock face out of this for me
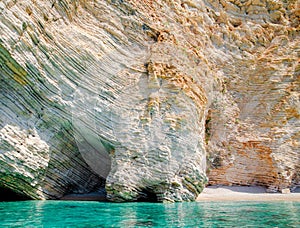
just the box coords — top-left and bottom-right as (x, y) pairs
(0, 0), (299, 201)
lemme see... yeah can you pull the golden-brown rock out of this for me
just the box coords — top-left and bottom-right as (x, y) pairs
(0, 0), (299, 201)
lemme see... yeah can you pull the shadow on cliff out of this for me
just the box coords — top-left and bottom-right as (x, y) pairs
(0, 186), (30, 201)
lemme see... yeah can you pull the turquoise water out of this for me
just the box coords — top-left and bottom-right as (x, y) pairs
(0, 201), (299, 227)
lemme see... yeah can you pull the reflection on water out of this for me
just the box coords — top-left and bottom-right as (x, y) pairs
(0, 201), (299, 227)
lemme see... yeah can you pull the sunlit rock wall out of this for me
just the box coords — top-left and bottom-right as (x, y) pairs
(0, 0), (299, 201)
(204, 0), (300, 192)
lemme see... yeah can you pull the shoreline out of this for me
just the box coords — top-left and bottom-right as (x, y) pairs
(59, 186), (300, 202)
(60, 192), (107, 201)
(197, 186), (300, 202)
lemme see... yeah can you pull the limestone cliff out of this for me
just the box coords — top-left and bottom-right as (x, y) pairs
(0, 0), (299, 201)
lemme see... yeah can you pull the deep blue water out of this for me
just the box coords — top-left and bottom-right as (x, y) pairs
(0, 201), (299, 227)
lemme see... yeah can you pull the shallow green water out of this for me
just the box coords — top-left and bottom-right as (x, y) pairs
(0, 201), (299, 227)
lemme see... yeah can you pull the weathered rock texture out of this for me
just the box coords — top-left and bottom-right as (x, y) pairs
(0, 0), (299, 201)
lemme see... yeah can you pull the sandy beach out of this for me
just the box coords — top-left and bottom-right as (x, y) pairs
(197, 186), (300, 202)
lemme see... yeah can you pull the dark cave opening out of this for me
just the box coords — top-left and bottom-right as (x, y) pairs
(205, 109), (212, 144)
(137, 188), (158, 202)
(0, 187), (30, 202)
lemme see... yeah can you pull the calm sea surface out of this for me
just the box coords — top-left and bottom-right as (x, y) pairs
(0, 201), (299, 227)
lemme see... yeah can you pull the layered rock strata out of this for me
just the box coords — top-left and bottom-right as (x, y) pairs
(0, 0), (299, 201)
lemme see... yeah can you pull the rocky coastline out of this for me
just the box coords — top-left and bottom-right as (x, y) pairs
(0, 0), (299, 202)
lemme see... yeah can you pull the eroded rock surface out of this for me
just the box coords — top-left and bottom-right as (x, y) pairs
(0, 0), (299, 201)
